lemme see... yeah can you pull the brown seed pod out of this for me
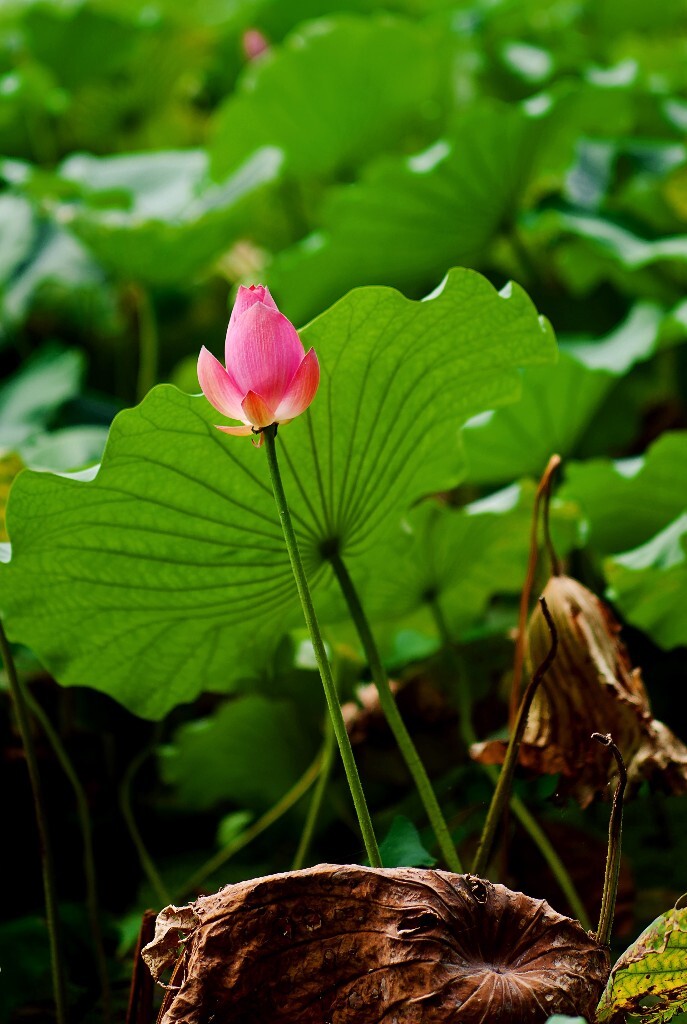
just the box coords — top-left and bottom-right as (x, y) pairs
(473, 574), (687, 807)
(143, 864), (609, 1024)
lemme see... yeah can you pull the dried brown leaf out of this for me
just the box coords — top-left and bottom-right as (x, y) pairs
(472, 575), (687, 807)
(145, 864), (609, 1023)
(141, 904), (198, 984)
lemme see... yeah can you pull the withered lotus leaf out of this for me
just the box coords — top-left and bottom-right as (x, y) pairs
(472, 574), (687, 807)
(143, 864), (609, 1023)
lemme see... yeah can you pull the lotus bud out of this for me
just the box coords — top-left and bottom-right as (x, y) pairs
(198, 285), (319, 447)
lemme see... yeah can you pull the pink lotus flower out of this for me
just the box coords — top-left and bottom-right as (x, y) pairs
(242, 28), (270, 61)
(198, 285), (319, 446)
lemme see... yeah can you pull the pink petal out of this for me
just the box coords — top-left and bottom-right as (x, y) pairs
(215, 424), (253, 436)
(197, 346), (246, 420)
(242, 28), (270, 61)
(227, 284), (278, 335)
(241, 390), (277, 429)
(274, 348), (320, 421)
(227, 304), (305, 409)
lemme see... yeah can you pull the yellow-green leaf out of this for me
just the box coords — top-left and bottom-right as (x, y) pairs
(597, 906), (687, 1023)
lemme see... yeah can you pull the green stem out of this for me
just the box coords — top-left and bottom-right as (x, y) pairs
(263, 427), (381, 867)
(132, 283), (159, 403)
(25, 690), (112, 1023)
(178, 751), (323, 899)
(329, 553), (462, 873)
(0, 623), (68, 1024)
(430, 599), (589, 927)
(593, 733), (626, 946)
(508, 794), (590, 929)
(119, 747), (171, 908)
(292, 718), (336, 871)
(472, 596), (558, 878)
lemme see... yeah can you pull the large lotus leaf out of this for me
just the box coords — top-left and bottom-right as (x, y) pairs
(560, 432), (687, 555)
(8, 1), (217, 154)
(266, 99), (556, 324)
(523, 208), (687, 300)
(0, 269), (555, 717)
(210, 15), (449, 181)
(460, 302), (670, 486)
(52, 147), (282, 284)
(597, 905), (687, 1023)
(605, 514), (687, 650)
(159, 695), (316, 811)
(342, 482), (580, 638)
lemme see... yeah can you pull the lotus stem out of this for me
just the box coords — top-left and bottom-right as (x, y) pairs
(263, 425), (381, 867)
(509, 454), (561, 724)
(25, 689), (112, 1023)
(329, 552), (462, 873)
(472, 596), (558, 877)
(430, 598), (590, 928)
(292, 717), (336, 870)
(119, 746), (171, 908)
(179, 750), (323, 898)
(131, 283), (159, 402)
(592, 733), (627, 946)
(0, 622), (68, 1024)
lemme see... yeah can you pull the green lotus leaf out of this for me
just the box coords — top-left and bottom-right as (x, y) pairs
(0, 269), (555, 716)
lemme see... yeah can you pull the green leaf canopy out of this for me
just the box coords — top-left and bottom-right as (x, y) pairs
(461, 301), (674, 486)
(160, 694), (316, 811)
(0, 269), (555, 717)
(50, 147), (283, 284)
(560, 431), (687, 554)
(606, 514), (687, 649)
(210, 15), (449, 181)
(267, 98), (557, 324)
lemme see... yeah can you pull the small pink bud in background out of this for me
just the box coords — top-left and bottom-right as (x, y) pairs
(242, 28), (270, 62)
(198, 285), (320, 446)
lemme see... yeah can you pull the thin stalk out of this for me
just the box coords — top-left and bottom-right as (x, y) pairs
(25, 690), (112, 1023)
(125, 910), (156, 1024)
(119, 748), (171, 908)
(592, 733), (627, 946)
(508, 792), (590, 929)
(509, 454), (561, 725)
(0, 623), (68, 1024)
(131, 283), (159, 403)
(292, 718), (336, 871)
(329, 553), (462, 873)
(263, 426), (381, 867)
(430, 600), (590, 928)
(473, 597), (558, 877)
(178, 751), (323, 898)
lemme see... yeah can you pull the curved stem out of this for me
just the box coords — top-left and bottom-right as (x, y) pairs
(329, 553), (462, 873)
(178, 751), (322, 898)
(292, 719), (336, 871)
(430, 600), (590, 928)
(507, 793), (590, 930)
(25, 690), (112, 1023)
(592, 733), (627, 946)
(263, 427), (381, 867)
(119, 747), (171, 909)
(125, 910), (156, 1024)
(131, 283), (159, 403)
(0, 623), (68, 1024)
(473, 596), (558, 877)
(509, 454), (561, 724)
